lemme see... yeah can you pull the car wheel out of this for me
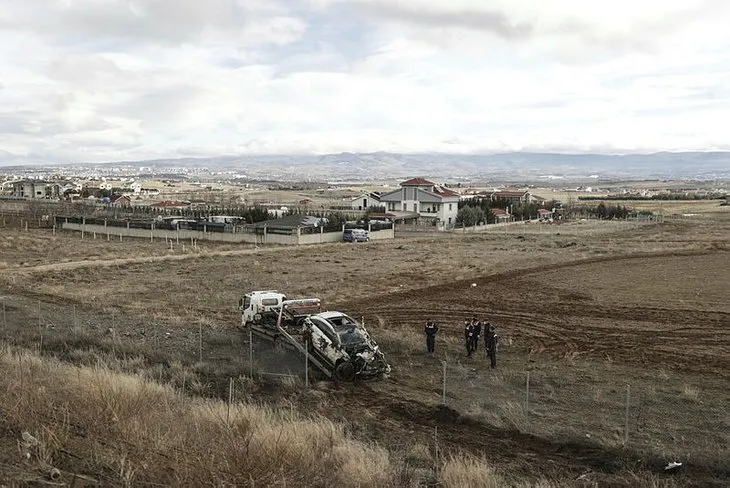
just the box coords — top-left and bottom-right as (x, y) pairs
(334, 361), (356, 382)
(273, 335), (286, 352)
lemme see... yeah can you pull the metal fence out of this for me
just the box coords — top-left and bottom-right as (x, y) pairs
(428, 352), (728, 467)
(1, 295), (725, 470)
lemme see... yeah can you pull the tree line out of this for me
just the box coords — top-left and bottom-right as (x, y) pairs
(579, 193), (726, 201)
(456, 197), (557, 226)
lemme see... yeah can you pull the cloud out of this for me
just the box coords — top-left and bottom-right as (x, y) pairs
(0, 0), (307, 50)
(352, 1), (533, 40)
(0, 0), (729, 164)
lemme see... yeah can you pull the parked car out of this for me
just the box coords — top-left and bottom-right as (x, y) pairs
(343, 228), (369, 242)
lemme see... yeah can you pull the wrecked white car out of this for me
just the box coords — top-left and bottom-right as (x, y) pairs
(240, 292), (391, 382)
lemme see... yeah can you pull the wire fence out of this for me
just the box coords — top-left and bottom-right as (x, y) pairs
(0, 295), (726, 469)
(428, 351), (728, 467)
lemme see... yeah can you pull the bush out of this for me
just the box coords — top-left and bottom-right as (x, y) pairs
(456, 207), (486, 226)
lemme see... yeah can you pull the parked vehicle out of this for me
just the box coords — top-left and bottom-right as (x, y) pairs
(343, 228), (369, 242)
(239, 290), (390, 381)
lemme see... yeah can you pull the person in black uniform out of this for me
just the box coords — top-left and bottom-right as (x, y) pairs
(485, 323), (498, 369)
(471, 316), (482, 354)
(424, 319), (439, 354)
(464, 319), (474, 356)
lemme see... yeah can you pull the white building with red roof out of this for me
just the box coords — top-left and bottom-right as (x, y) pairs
(379, 177), (460, 227)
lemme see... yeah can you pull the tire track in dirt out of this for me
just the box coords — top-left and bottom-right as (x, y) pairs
(341, 248), (729, 374)
(355, 302), (730, 375)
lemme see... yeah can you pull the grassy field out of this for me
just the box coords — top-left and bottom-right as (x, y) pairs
(0, 209), (728, 486)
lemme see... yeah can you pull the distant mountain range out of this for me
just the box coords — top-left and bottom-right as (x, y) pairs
(3, 151), (729, 182)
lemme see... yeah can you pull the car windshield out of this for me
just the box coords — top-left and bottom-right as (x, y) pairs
(327, 314), (369, 345)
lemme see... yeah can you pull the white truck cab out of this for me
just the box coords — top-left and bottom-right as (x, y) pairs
(239, 290), (287, 326)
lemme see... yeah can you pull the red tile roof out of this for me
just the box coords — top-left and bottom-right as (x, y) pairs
(492, 208), (509, 216)
(401, 177), (434, 186)
(431, 185), (459, 197)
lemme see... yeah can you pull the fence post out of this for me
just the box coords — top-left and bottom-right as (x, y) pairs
(2, 297), (5, 332)
(624, 384), (631, 445)
(305, 340), (309, 388)
(441, 360), (447, 404)
(227, 377), (234, 427)
(249, 326), (254, 378)
(38, 300), (42, 352)
(198, 322), (203, 363)
(525, 371), (530, 418)
(433, 426), (439, 472)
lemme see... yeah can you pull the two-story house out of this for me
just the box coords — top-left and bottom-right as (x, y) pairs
(379, 177), (460, 227)
(350, 192), (382, 211)
(11, 179), (62, 199)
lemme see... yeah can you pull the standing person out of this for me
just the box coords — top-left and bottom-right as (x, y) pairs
(424, 319), (439, 354)
(464, 319), (474, 356)
(485, 323), (498, 369)
(471, 316), (482, 354)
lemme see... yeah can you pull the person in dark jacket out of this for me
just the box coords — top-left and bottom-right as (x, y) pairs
(464, 319), (474, 356)
(471, 316), (482, 354)
(424, 319), (439, 354)
(484, 323), (498, 368)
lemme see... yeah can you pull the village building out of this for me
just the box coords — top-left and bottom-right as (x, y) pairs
(350, 192), (382, 211)
(378, 178), (460, 227)
(10, 179), (63, 199)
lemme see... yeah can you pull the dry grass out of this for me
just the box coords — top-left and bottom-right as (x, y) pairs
(0, 227), (248, 269)
(440, 455), (501, 488)
(1, 343), (571, 487)
(440, 455), (559, 488)
(0, 344), (397, 486)
(680, 384), (700, 400)
(3, 218), (715, 325)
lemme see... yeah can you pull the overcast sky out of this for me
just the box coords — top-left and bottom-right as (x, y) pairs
(1, 0), (729, 163)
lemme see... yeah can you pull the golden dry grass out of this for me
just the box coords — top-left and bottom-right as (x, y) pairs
(440, 455), (501, 488)
(1, 344), (567, 487)
(0, 345), (398, 486)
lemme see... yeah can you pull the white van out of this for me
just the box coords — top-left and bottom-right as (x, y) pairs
(343, 228), (369, 242)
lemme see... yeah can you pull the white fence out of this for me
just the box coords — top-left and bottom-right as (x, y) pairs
(59, 221), (394, 245)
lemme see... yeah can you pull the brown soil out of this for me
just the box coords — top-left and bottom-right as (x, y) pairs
(1, 216), (728, 486)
